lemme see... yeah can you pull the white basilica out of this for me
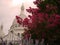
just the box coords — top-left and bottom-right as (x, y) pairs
(2, 4), (27, 43)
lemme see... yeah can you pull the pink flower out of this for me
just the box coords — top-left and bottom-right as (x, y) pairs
(46, 4), (50, 9)
(46, 23), (56, 29)
(23, 18), (29, 26)
(16, 16), (20, 19)
(37, 13), (45, 23)
(33, 1), (38, 4)
(38, 13), (44, 17)
(55, 15), (60, 19)
(54, 19), (60, 25)
(28, 15), (32, 19)
(17, 20), (21, 24)
(16, 16), (22, 24)
(44, 13), (49, 20)
(53, 15), (60, 25)
(32, 15), (37, 23)
(26, 7), (32, 13)
(32, 8), (39, 14)
(33, 0), (41, 4)
(47, 15), (55, 24)
(26, 7), (39, 14)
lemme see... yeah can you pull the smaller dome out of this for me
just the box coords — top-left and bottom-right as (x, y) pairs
(0, 24), (5, 38)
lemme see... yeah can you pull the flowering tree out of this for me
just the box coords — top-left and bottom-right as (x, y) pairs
(16, 0), (60, 45)
(16, 16), (23, 24)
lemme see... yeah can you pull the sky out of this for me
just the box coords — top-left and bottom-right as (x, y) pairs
(0, 0), (36, 35)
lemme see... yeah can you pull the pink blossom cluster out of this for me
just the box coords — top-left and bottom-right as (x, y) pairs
(22, 12), (60, 39)
(16, 16), (22, 24)
(26, 7), (40, 14)
(33, 0), (42, 5)
(16, 0), (60, 39)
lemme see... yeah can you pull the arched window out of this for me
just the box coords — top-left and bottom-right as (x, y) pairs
(17, 33), (20, 37)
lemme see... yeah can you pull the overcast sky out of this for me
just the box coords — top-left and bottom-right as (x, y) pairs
(0, 0), (36, 35)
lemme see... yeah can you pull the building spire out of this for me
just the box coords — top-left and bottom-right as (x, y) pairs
(21, 3), (24, 11)
(19, 3), (26, 20)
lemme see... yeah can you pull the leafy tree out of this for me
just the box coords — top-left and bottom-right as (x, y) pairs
(16, 0), (60, 45)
